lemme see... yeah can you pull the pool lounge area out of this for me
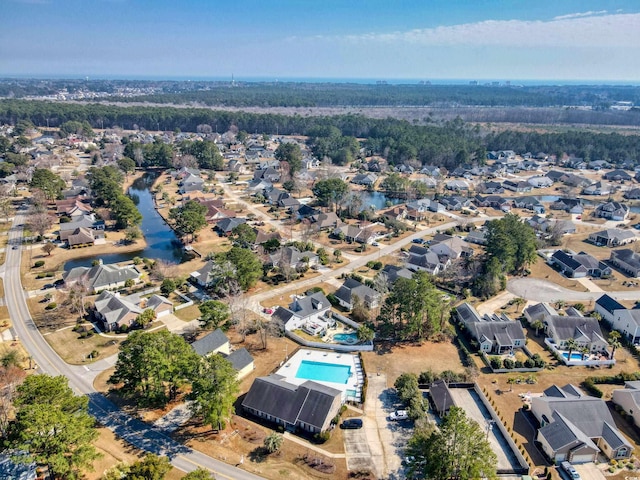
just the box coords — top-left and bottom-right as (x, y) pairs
(275, 348), (364, 403)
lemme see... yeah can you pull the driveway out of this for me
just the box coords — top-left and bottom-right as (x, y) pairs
(343, 426), (372, 474)
(573, 463), (606, 480)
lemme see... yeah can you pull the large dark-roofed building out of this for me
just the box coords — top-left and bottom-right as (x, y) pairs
(242, 375), (342, 433)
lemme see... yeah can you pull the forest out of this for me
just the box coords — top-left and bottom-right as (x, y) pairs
(3, 78), (640, 108)
(2, 99), (640, 165)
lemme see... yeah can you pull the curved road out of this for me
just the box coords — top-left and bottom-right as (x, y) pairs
(1, 212), (264, 480)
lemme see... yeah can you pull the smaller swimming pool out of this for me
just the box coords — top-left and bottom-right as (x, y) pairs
(333, 332), (359, 345)
(296, 360), (351, 384)
(562, 352), (584, 361)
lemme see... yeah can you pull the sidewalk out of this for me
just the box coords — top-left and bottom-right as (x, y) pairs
(282, 432), (346, 459)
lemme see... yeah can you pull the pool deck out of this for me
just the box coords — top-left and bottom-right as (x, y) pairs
(275, 348), (362, 400)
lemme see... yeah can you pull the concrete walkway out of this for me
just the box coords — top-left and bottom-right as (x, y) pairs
(282, 432), (346, 459)
(575, 277), (605, 293)
(153, 401), (194, 432)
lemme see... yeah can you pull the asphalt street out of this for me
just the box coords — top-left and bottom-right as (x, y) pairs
(1, 212), (265, 480)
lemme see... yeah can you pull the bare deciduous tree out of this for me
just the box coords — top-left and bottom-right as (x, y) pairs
(28, 212), (54, 237)
(0, 366), (26, 437)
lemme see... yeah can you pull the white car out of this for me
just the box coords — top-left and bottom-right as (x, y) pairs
(389, 410), (409, 421)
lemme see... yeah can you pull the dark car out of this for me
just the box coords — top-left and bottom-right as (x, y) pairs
(412, 238), (425, 244)
(42, 283), (55, 290)
(340, 418), (363, 429)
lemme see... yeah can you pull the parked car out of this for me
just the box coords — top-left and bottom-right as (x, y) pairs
(412, 238), (425, 244)
(561, 461), (581, 479)
(372, 242), (379, 247)
(389, 410), (409, 421)
(340, 418), (363, 429)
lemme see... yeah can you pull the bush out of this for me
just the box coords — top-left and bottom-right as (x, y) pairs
(119, 324), (128, 333)
(313, 430), (331, 444)
(45, 302), (57, 310)
(489, 356), (503, 369)
(524, 358), (535, 368)
(34, 260), (45, 268)
(503, 358), (515, 369)
(372, 261), (383, 270)
(514, 360), (524, 368)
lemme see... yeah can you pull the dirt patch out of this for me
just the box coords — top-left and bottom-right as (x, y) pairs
(361, 340), (466, 388)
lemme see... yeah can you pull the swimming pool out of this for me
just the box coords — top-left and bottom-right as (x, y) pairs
(333, 332), (359, 345)
(562, 352), (584, 361)
(296, 360), (351, 384)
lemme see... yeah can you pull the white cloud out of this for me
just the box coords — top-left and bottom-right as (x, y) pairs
(314, 13), (640, 49)
(553, 10), (607, 20)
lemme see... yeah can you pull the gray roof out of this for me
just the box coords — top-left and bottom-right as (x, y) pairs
(456, 302), (483, 325)
(334, 278), (379, 306)
(538, 411), (599, 453)
(611, 249), (640, 270)
(381, 264), (413, 283)
(191, 328), (229, 356)
(225, 347), (254, 371)
(63, 263), (140, 290)
(545, 315), (606, 344)
(242, 375), (341, 430)
(94, 290), (142, 325)
(533, 387), (631, 450)
(216, 217), (246, 233)
(430, 379), (455, 415)
(524, 302), (557, 321)
(467, 319), (526, 346)
(289, 292), (330, 319)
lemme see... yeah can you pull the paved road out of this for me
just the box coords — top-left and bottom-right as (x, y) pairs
(1, 212), (264, 480)
(508, 277), (640, 303)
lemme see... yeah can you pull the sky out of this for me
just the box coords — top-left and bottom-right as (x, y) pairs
(2, 0), (640, 83)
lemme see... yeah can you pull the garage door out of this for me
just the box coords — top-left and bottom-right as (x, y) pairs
(570, 454), (595, 464)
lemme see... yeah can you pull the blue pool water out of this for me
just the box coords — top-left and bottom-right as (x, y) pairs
(296, 360), (351, 384)
(333, 332), (359, 344)
(562, 352), (584, 361)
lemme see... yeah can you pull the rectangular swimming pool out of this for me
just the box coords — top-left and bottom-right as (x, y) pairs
(295, 360), (351, 384)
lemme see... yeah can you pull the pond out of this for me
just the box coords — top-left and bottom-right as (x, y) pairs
(357, 191), (403, 211)
(64, 172), (186, 270)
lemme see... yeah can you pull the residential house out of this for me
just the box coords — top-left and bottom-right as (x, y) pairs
(191, 328), (255, 378)
(175, 166), (201, 179)
(55, 197), (92, 217)
(455, 302), (526, 354)
(332, 224), (375, 244)
(214, 217), (246, 236)
(67, 226), (104, 247)
(272, 291), (331, 332)
(604, 169), (633, 182)
(528, 176), (554, 188)
(311, 212), (344, 231)
(562, 173), (592, 188)
(550, 250), (612, 278)
(474, 195), (511, 212)
(588, 229), (636, 247)
(296, 204), (320, 220)
(380, 264), (414, 284)
(611, 310), (640, 345)
(595, 201), (629, 221)
(406, 245), (447, 275)
(439, 195), (470, 211)
(612, 381), (640, 429)
(465, 229), (487, 245)
(565, 157), (587, 169)
(624, 188), (640, 200)
(513, 196), (545, 213)
(179, 173), (205, 194)
(59, 214), (105, 242)
(445, 179), (469, 191)
(334, 278), (381, 310)
(582, 181), (611, 196)
(588, 160), (611, 170)
(193, 197), (234, 224)
(405, 198), (445, 220)
(242, 375), (342, 434)
(382, 206), (406, 222)
(523, 303), (558, 324)
(269, 246), (319, 270)
(421, 165), (442, 177)
(190, 260), (217, 288)
(595, 294), (626, 324)
(63, 262), (141, 293)
(551, 198), (584, 214)
(429, 236), (473, 260)
(544, 315), (609, 354)
(532, 384), (632, 463)
(246, 178), (273, 194)
(93, 290), (173, 332)
(502, 180), (532, 193)
(350, 173), (377, 186)
(253, 167), (280, 183)
(478, 180), (505, 194)
(609, 249), (640, 277)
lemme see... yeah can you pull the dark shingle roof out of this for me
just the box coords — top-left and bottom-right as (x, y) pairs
(430, 379), (455, 415)
(226, 348), (254, 371)
(191, 328), (229, 356)
(596, 294), (625, 314)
